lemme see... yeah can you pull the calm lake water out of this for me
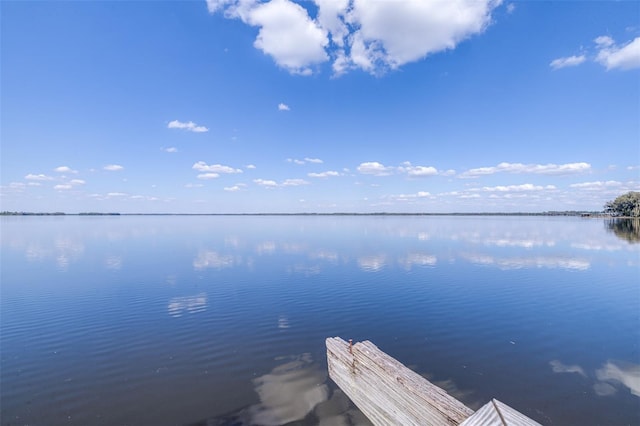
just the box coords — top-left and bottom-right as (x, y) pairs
(1, 215), (639, 426)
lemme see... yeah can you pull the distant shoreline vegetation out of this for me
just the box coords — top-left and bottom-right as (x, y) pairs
(1, 212), (121, 216)
(0, 211), (611, 217)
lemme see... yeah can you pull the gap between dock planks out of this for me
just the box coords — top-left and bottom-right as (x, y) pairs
(326, 337), (543, 426)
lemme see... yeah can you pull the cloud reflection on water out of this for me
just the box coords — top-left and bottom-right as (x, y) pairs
(549, 360), (586, 377)
(550, 359), (640, 397)
(167, 293), (207, 317)
(193, 250), (235, 270)
(248, 353), (329, 426)
(463, 253), (590, 271)
(399, 253), (437, 270)
(596, 361), (640, 397)
(357, 255), (387, 272)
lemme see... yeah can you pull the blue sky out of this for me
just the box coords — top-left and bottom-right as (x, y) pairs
(2, 0), (639, 213)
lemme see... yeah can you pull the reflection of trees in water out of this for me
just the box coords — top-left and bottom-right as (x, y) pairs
(606, 219), (640, 244)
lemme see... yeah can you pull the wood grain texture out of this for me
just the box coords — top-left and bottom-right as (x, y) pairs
(460, 399), (543, 426)
(327, 337), (473, 426)
(326, 337), (543, 426)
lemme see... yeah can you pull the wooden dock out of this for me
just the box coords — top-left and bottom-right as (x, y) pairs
(326, 337), (542, 426)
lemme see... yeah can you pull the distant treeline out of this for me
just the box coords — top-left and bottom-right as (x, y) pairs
(2, 211), (603, 216)
(1, 212), (121, 216)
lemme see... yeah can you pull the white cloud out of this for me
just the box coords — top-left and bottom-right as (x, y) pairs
(168, 119), (209, 133)
(103, 164), (124, 171)
(595, 35), (614, 48)
(185, 183), (204, 188)
(399, 163), (438, 177)
(69, 179), (85, 185)
(206, 0), (238, 14)
(162, 147), (178, 153)
(357, 161), (394, 176)
(345, 0), (500, 72)
(25, 173), (54, 181)
(254, 178), (278, 188)
(107, 192), (127, 197)
(315, 0), (350, 47)
(554, 35), (640, 71)
(550, 55), (586, 70)
(193, 161), (243, 174)
(197, 173), (220, 180)
(278, 103), (290, 111)
(246, 164), (257, 169)
(54, 184), (73, 190)
(282, 178), (310, 186)
(54, 166), (78, 174)
(253, 178), (309, 188)
(459, 162), (591, 178)
(247, 0), (329, 75)
(287, 157), (323, 165)
(390, 191), (431, 200)
(308, 170), (340, 178)
(596, 36), (640, 71)
(506, 3), (515, 14)
(569, 180), (622, 190)
(472, 184), (556, 192)
(224, 184), (247, 192)
(208, 0), (500, 75)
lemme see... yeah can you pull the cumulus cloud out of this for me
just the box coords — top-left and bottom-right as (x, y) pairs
(162, 147), (178, 153)
(246, 0), (329, 75)
(54, 184), (73, 190)
(224, 184), (247, 192)
(399, 162), (439, 177)
(390, 191), (432, 201)
(25, 173), (54, 181)
(472, 184), (556, 192)
(569, 181), (622, 190)
(197, 173), (220, 180)
(287, 157), (323, 165)
(168, 119), (209, 133)
(103, 164), (124, 171)
(459, 162), (591, 178)
(282, 178), (310, 186)
(253, 178), (309, 188)
(550, 55), (586, 70)
(552, 35), (640, 71)
(246, 164), (257, 169)
(344, 0), (500, 72)
(69, 179), (85, 185)
(357, 161), (394, 176)
(254, 178), (279, 188)
(207, 0), (501, 75)
(193, 161), (243, 174)
(595, 36), (640, 70)
(278, 103), (290, 111)
(308, 170), (340, 178)
(54, 166), (78, 174)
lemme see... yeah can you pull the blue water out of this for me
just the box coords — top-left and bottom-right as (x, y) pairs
(1, 216), (639, 425)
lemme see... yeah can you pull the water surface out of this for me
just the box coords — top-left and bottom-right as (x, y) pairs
(1, 216), (639, 425)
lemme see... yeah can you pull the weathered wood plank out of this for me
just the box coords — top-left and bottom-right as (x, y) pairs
(327, 337), (473, 426)
(326, 337), (543, 426)
(460, 399), (543, 426)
